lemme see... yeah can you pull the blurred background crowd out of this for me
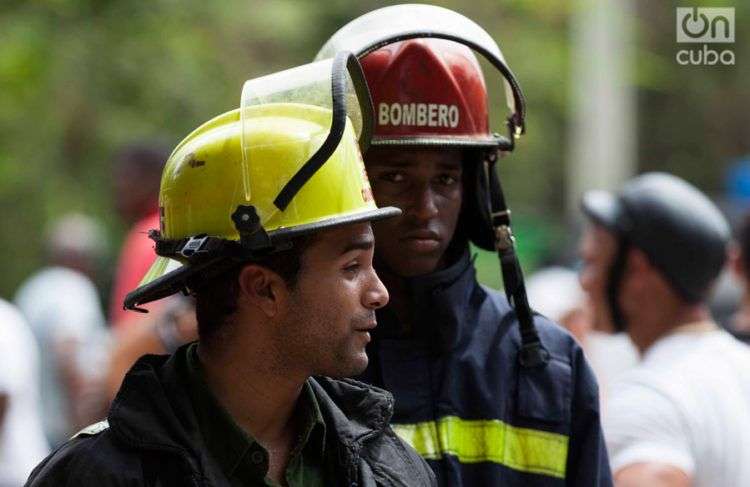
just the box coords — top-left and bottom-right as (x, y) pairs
(1, 0), (748, 485)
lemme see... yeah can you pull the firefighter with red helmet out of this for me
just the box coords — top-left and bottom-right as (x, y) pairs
(317, 5), (612, 486)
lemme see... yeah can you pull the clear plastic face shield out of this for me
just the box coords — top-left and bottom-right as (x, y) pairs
(315, 4), (525, 148)
(239, 51), (372, 219)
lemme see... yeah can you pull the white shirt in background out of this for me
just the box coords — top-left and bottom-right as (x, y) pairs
(14, 266), (109, 445)
(0, 299), (49, 486)
(604, 326), (750, 487)
(585, 331), (638, 408)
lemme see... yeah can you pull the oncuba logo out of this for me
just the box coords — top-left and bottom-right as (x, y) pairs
(676, 7), (735, 66)
(378, 102), (460, 128)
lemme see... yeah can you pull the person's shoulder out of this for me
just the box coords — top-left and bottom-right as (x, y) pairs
(309, 377), (435, 485)
(481, 285), (580, 356)
(0, 297), (26, 327)
(628, 331), (750, 396)
(26, 422), (142, 487)
(17, 266), (92, 295)
(15, 267), (101, 321)
(366, 425), (437, 486)
(0, 298), (37, 355)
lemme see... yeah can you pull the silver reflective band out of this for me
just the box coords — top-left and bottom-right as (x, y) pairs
(72, 420), (110, 439)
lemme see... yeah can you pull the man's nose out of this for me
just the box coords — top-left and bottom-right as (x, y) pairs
(364, 269), (389, 310)
(409, 185), (439, 221)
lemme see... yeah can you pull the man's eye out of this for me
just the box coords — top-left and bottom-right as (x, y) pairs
(380, 172), (405, 183)
(344, 263), (360, 274)
(437, 174), (458, 186)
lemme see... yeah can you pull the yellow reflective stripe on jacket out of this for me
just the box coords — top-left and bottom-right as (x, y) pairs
(392, 416), (569, 479)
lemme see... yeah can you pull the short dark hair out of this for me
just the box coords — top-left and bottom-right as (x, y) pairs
(189, 235), (314, 344)
(114, 141), (170, 178)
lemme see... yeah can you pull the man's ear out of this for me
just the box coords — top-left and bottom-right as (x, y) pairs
(624, 248), (654, 290)
(626, 248), (650, 274)
(237, 264), (288, 318)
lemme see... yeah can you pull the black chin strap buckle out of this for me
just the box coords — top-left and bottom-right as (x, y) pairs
(179, 235), (210, 259)
(231, 205), (272, 252)
(492, 210), (516, 253)
(504, 115), (523, 152)
(495, 225), (514, 252)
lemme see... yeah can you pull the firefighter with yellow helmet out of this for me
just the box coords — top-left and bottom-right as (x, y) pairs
(26, 53), (435, 486)
(317, 5), (612, 485)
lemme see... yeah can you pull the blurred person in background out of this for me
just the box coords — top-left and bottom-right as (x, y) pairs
(109, 141), (169, 327)
(105, 141), (198, 400)
(526, 266), (591, 344)
(0, 298), (49, 486)
(580, 172), (750, 487)
(526, 267), (637, 405)
(729, 214), (750, 343)
(14, 213), (110, 446)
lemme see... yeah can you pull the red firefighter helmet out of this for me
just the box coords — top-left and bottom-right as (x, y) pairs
(316, 5), (526, 250)
(361, 38), (495, 148)
(315, 4), (525, 151)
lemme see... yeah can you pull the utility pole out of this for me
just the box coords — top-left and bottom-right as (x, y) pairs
(568, 0), (637, 217)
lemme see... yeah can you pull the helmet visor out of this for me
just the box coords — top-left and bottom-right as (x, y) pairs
(240, 52), (373, 213)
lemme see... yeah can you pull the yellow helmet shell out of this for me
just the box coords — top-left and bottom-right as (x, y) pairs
(160, 103), (378, 241)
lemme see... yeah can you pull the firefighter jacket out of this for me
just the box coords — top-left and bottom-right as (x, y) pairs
(25, 346), (435, 486)
(358, 250), (613, 486)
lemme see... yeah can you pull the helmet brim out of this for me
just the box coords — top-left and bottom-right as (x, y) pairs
(581, 190), (624, 233)
(123, 206), (401, 312)
(370, 134), (510, 149)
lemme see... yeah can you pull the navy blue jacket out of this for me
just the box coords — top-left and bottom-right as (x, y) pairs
(358, 251), (613, 486)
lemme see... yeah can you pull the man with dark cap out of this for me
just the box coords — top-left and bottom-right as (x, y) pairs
(579, 172), (750, 487)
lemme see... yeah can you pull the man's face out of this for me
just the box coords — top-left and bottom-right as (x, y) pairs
(280, 223), (389, 378)
(364, 148), (463, 277)
(578, 224), (619, 332)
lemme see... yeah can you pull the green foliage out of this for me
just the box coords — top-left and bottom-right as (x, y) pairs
(0, 1), (747, 301)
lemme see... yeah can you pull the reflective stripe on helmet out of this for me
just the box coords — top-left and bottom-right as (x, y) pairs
(392, 416), (569, 478)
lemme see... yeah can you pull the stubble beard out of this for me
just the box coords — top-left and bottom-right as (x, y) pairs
(280, 296), (374, 379)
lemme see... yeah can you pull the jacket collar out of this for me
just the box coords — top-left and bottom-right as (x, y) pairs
(107, 348), (394, 480)
(375, 247), (486, 351)
(310, 377), (393, 445)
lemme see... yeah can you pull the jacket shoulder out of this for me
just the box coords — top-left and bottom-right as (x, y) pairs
(481, 285), (603, 425)
(26, 426), (143, 487)
(364, 426), (437, 486)
(481, 284), (580, 359)
(310, 377), (435, 485)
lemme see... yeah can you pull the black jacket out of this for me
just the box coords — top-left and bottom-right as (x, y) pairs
(359, 252), (613, 486)
(26, 348), (435, 487)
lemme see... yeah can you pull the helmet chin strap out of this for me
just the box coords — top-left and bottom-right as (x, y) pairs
(484, 152), (550, 368)
(607, 239), (630, 333)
